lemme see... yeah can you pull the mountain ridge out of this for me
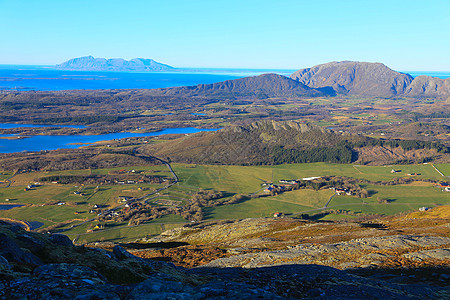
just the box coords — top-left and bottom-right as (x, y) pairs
(290, 61), (450, 98)
(150, 73), (335, 98)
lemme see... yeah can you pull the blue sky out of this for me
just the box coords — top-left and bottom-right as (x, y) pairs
(1, 0), (449, 70)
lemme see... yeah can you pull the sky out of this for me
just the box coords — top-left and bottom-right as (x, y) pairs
(1, 0), (449, 71)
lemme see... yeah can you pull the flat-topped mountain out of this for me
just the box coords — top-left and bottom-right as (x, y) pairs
(56, 56), (174, 71)
(290, 61), (414, 97)
(151, 73), (335, 98)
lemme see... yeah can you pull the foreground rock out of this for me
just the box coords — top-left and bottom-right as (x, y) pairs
(202, 235), (450, 269)
(1, 220), (449, 299)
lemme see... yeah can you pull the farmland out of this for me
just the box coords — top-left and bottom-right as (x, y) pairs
(1, 161), (448, 242)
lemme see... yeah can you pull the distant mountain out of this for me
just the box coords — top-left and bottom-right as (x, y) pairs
(56, 56), (174, 71)
(290, 61), (414, 97)
(150, 73), (335, 98)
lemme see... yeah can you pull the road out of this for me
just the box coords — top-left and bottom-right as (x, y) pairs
(0, 170), (17, 189)
(56, 155), (180, 233)
(323, 191), (337, 208)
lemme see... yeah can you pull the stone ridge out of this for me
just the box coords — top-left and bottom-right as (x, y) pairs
(56, 56), (174, 71)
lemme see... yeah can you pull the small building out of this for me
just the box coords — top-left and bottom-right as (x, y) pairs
(445, 187), (450, 192)
(118, 196), (132, 203)
(391, 169), (400, 173)
(419, 207), (430, 212)
(302, 176), (321, 181)
(273, 212), (282, 218)
(335, 188), (350, 196)
(264, 186), (275, 192)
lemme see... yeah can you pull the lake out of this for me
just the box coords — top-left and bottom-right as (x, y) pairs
(0, 127), (219, 153)
(0, 204), (24, 210)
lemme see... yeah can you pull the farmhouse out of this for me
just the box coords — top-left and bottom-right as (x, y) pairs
(118, 196), (132, 203)
(335, 188), (351, 196)
(264, 186), (275, 192)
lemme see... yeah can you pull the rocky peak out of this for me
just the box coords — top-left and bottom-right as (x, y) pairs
(290, 61), (414, 97)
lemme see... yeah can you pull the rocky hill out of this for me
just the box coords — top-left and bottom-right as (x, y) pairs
(56, 56), (174, 71)
(150, 73), (334, 99)
(141, 120), (353, 165)
(290, 61), (414, 97)
(290, 61), (450, 99)
(405, 75), (450, 98)
(140, 120), (448, 165)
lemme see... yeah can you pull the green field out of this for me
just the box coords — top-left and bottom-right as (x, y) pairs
(204, 189), (334, 219)
(67, 215), (186, 243)
(1, 162), (449, 242)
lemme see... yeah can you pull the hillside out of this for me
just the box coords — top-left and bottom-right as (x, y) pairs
(290, 61), (414, 97)
(150, 73), (334, 98)
(56, 56), (174, 71)
(140, 120), (448, 165)
(141, 120), (351, 165)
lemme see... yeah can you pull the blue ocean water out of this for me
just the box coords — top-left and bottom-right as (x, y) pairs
(0, 66), (294, 91)
(0, 65), (447, 91)
(405, 71), (450, 79)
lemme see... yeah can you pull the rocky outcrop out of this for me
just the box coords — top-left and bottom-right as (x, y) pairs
(202, 235), (450, 269)
(290, 61), (414, 97)
(56, 56), (174, 72)
(1, 218), (449, 298)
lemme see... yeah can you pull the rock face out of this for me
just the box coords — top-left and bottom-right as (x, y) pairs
(290, 61), (414, 97)
(405, 75), (450, 98)
(152, 73), (334, 98)
(56, 56), (174, 71)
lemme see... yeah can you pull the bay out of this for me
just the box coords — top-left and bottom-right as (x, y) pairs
(0, 127), (219, 153)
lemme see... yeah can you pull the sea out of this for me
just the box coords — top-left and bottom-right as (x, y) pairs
(0, 65), (448, 91)
(0, 65), (296, 91)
